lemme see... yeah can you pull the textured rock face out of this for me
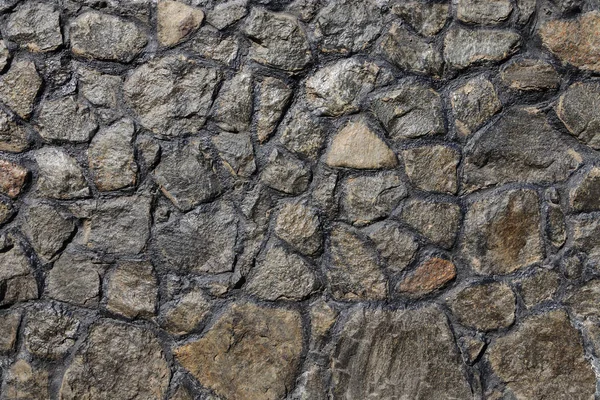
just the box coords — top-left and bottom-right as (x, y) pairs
(0, 60), (42, 119)
(557, 81), (600, 149)
(38, 96), (98, 143)
(398, 258), (456, 297)
(444, 27), (520, 69)
(449, 282), (516, 331)
(451, 75), (501, 136)
(157, 0), (203, 47)
(4, 2), (62, 52)
(501, 59), (560, 91)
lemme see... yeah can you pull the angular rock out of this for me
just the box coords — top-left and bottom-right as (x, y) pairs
(35, 148), (90, 199)
(341, 172), (407, 226)
(456, 0), (513, 25)
(260, 149), (311, 195)
(461, 189), (543, 275)
(557, 81), (600, 149)
(161, 290), (211, 335)
(256, 77), (292, 142)
(326, 224), (387, 300)
(0, 311), (20, 352)
(175, 303), (303, 400)
(24, 307), (79, 360)
(70, 11), (148, 62)
(4, 1), (62, 52)
(46, 251), (102, 307)
(402, 145), (459, 194)
(451, 76), (501, 136)
(392, 2), (449, 36)
(444, 27), (520, 70)
(0, 60), (42, 119)
(106, 262), (157, 319)
(569, 167), (600, 212)
(78, 69), (122, 108)
(399, 199), (462, 249)
(0, 109), (29, 153)
(398, 258), (456, 297)
(488, 310), (595, 399)
(189, 26), (239, 65)
(370, 82), (444, 140)
(206, 0), (247, 30)
(305, 58), (380, 116)
(243, 8), (311, 71)
(520, 269), (560, 308)
(331, 306), (472, 399)
(211, 131), (256, 178)
(4, 360), (48, 400)
(311, 165), (338, 214)
(124, 55), (222, 137)
(325, 119), (397, 169)
(570, 213), (600, 262)
(565, 279), (600, 320)
(364, 221), (419, 273)
(0, 159), (27, 198)
(450, 282), (516, 331)
(22, 202), (75, 262)
(60, 321), (170, 400)
(275, 202), (321, 255)
(0, 243), (38, 306)
(501, 59), (560, 91)
(37, 96), (98, 143)
(213, 72), (252, 134)
(279, 108), (327, 159)
(0, 39), (8, 71)
(157, 0), (204, 47)
(310, 300), (338, 340)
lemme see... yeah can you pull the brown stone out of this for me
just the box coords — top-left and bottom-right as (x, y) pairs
(0, 311), (21, 352)
(0, 160), (27, 198)
(105, 262), (157, 319)
(402, 145), (459, 194)
(398, 258), (456, 297)
(501, 59), (560, 91)
(161, 290), (211, 335)
(157, 0), (204, 47)
(4, 360), (48, 400)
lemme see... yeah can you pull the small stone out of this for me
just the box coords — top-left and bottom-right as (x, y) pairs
(566, 280), (600, 320)
(24, 306), (79, 360)
(370, 82), (444, 140)
(379, 23), (443, 76)
(206, 0), (247, 30)
(46, 251), (102, 307)
(4, 1), (62, 52)
(70, 11), (148, 62)
(211, 131), (256, 178)
(570, 213), (600, 262)
(22, 202), (75, 263)
(279, 108), (327, 159)
(161, 290), (211, 335)
(311, 165), (338, 214)
(38, 96), (98, 143)
(569, 167), (600, 212)
(189, 26), (239, 65)
(517, 0), (536, 24)
(520, 269), (560, 308)
(340, 172), (407, 226)
(260, 149), (311, 195)
(306, 58), (380, 116)
(326, 224), (387, 301)
(450, 282), (516, 331)
(243, 8), (311, 71)
(399, 199), (461, 249)
(60, 320), (170, 400)
(106, 262), (157, 319)
(402, 145), (459, 194)
(256, 77), (292, 142)
(392, 2), (449, 36)
(0, 60), (42, 119)
(246, 245), (317, 301)
(547, 203), (567, 247)
(461, 189), (543, 275)
(212, 71), (252, 132)
(557, 81), (600, 149)
(398, 258), (456, 297)
(310, 300), (337, 340)
(136, 135), (160, 170)
(0, 109), (29, 153)
(539, 12), (600, 72)
(451, 76), (502, 136)
(0, 244), (38, 306)
(444, 27), (520, 70)
(157, 0), (204, 47)
(35, 148), (89, 199)
(456, 0), (513, 25)
(0, 159), (27, 198)
(170, 387), (194, 400)
(175, 303), (303, 400)
(286, 0), (320, 21)
(364, 221), (419, 273)
(459, 335), (486, 364)
(0, 311), (20, 352)
(274, 202), (322, 255)
(501, 59), (560, 91)
(78, 69), (122, 108)
(4, 360), (49, 400)
(488, 310), (595, 399)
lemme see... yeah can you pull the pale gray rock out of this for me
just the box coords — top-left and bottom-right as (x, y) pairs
(274, 201), (322, 255)
(38, 96), (97, 143)
(456, 0), (513, 25)
(444, 27), (520, 70)
(105, 262), (157, 319)
(256, 77), (292, 142)
(35, 147), (90, 199)
(260, 149), (311, 195)
(24, 306), (79, 360)
(399, 199), (462, 249)
(402, 145), (459, 194)
(279, 108), (327, 159)
(157, 0), (204, 47)
(78, 69), (122, 108)
(0, 311), (20, 352)
(21, 202), (75, 263)
(557, 81), (600, 149)
(0, 243), (38, 306)
(189, 26), (239, 65)
(206, 0), (247, 30)
(161, 289), (211, 335)
(0, 60), (42, 119)
(4, 1), (62, 52)
(449, 282), (516, 331)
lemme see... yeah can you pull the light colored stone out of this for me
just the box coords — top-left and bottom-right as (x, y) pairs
(24, 307), (79, 360)
(398, 258), (456, 297)
(22, 202), (75, 262)
(0, 160), (27, 198)
(106, 262), (157, 319)
(256, 77), (292, 142)
(402, 145), (459, 194)
(206, 0), (247, 30)
(444, 27), (520, 70)
(212, 71), (252, 133)
(157, 0), (204, 47)
(0, 311), (20, 352)
(274, 202), (322, 256)
(4, 1), (62, 52)
(456, 0), (513, 25)
(3, 360), (48, 400)
(35, 148), (90, 199)
(161, 290), (211, 335)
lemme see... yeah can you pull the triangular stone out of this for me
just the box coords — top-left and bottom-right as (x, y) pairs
(157, 0), (204, 47)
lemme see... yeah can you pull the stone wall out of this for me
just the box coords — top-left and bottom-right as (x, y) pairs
(1, 0), (600, 399)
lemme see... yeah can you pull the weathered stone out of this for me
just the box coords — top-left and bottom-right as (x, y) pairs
(0, 39), (9, 71)
(325, 119), (397, 169)
(539, 12), (600, 72)
(444, 27), (520, 70)
(488, 310), (596, 399)
(557, 81), (600, 149)
(60, 320), (170, 400)
(70, 11), (147, 62)
(275, 202), (322, 255)
(306, 58), (380, 116)
(450, 282), (516, 331)
(175, 303), (303, 400)
(456, 0), (513, 25)
(78, 68), (122, 108)
(246, 245), (317, 301)
(157, 0), (204, 47)
(462, 107), (582, 193)
(0, 311), (20, 352)
(326, 224), (387, 300)
(547, 203), (566, 247)
(398, 258), (456, 297)
(35, 148), (89, 199)
(243, 8), (311, 71)
(461, 189), (543, 275)
(0, 109), (29, 153)
(570, 213), (600, 262)
(517, 0), (536, 24)
(380, 23), (443, 76)
(0, 244), (37, 306)
(170, 387), (194, 400)
(313, 0), (382, 54)
(154, 142), (220, 211)
(212, 131), (256, 178)
(124, 55), (222, 137)
(331, 305), (472, 399)
(153, 201), (238, 274)
(0, 160), (27, 198)
(279, 108), (327, 159)
(260, 149), (311, 194)
(38, 96), (98, 143)
(370, 82), (444, 140)
(501, 59), (560, 91)
(4, 1), (62, 52)
(206, 0), (247, 30)
(520, 269), (560, 308)
(569, 166), (600, 212)
(364, 221), (419, 273)
(106, 262), (157, 319)
(292, 364), (328, 400)
(0, 199), (13, 226)
(0, 60), (42, 119)
(399, 199), (461, 249)
(189, 26), (239, 65)
(402, 145), (459, 194)
(161, 290), (211, 335)
(310, 299), (338, 340)
(256, 77), (292, 142)
(451, 76), (501, 136)
(459, 335), (486, 365)
(24, 307), (79, 360)
(46, 251), (102, 307)
(311, 165), (338, 214)
(565, 279), (600, 320)
(3, 360), (49, 400)
(286, 0), (320, 21)
(212, 71), (252, 132)
(22, 202), (75, 262)
(392, 2), (448, 37)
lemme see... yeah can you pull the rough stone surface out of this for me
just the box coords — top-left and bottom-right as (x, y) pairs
(279, 108), (327, 159)
(520, 269), (560, 308)
(0, 160), (27, 198)
(157, 0), (204, 47)
(557, 81), (600, 149)
(0, 109), (29, 152)
(161, 289), (211, 335)
(450, 282), (516, 331)
(189, 26), (239, 65)
(260, 149), (311, 194)
(4, 2), (62, 52)
(0, 60), (42, 119)
(444, 27), (520, 70)
(105, 262), (157, 319)
(398, 258), (456, 297)
(24, 306), (79, 360)
(212, 71), (253, 133)
(274, 201), (322, 255)
(501, 59), (560, 91)
(0, 311), (20, 352)
(206, 0), (247, 30)
(256, 77), (292, 142)
(364, 221), (418, 273)
(456, 0), (513, 25)
(46, 251), (102, 307)
(35, 148), (89, 199)
(399, 199), (462, 249)
(569, 166), (600, 212)
(392, 2), (448, 37)
(3, 360), (49, 400)
(451, 75), (501, 136)
(211, 131), (256, 178)
(0, 243), (37, 306)
(22, 202), (75, 262)
(38, 96), (98, 143)
(402, 145), (459, 194)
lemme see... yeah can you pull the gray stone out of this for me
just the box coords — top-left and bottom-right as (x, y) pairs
(548, 202), (567, 248)
(286, 0), (320, 21)
(364, 221), (418, 273)
(274, 201), (322, 255)
(392, 2), (449, 36)
(557, 81), (600, 149)
(305, 58), (380, 116)
(161, 289), (211, 335)
(22, 202), (75, 263)
(520, 269), (560, 308)
(46, 251), (102, 307)
(260, 149), (311, 194)
(0, 199), (13, 226)
(189, 26), (239, 65)
(517, 0), (536, 24)
(340, 172), (407, 226)
(0, 311), (20, 352)
(501, 59), (560, 91)
(569, 166), (600, 212)
(398, 257), (457, 297)
(35, 147), (90, 199)
(212, 71), (253, 133)
(78, 68), (122, 108)
(311, 165), (338, 214)
(38, 96), (98, 143)
(449, 282), (516, 331)
(292, 365), (328, 400)
(488, 310), (596, 400)
(60, 320), (170, 400)
(0, 243), (37, 306)
(330, 305), (472, 399)
(461, 189), (543, 275)
(211, 131), (256, 178)
(157, 0), (204, 47)
(3, 360), (49, 400)
(0, 109), (29, 153)
(279, 108), (327, 159)
(206, 0), (247, 30)
(106, 262), (157, 319)
(326, 224), (387, 301)
(70, 11), (147, 62)
(444, 27), (520, 70)
(124, 55), (222, 137)
(456, 0), (513, 25)
(24, 306), (79, 360)
(243, 8), (312, 71)
(402, 145), (459, 194)
(4, 1), (62, 52)
(0, 159), (28, 198)
(451, 76), (501, 136)
(0, 60), (42, 119)
(570, 213), (600, 262)
(399, 199), (462, 249)
(256, 77), (292, 142)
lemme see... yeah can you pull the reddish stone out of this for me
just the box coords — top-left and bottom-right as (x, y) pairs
(0, 160), (27, 198)
(398, 257), (456, 296)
